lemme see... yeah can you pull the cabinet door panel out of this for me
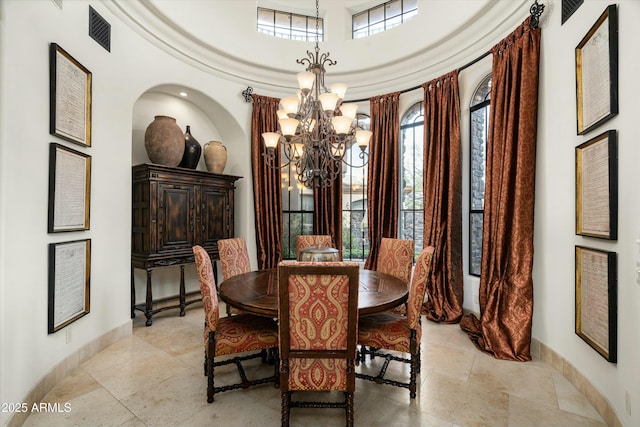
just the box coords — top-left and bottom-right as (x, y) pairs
(200, 186), (229, 252)
(158, 183), (196, 252)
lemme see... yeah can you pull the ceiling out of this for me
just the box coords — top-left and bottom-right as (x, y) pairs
(105, 0), (536, 99)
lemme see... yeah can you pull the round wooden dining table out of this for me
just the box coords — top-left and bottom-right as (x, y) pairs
(218, 268), (408, 318)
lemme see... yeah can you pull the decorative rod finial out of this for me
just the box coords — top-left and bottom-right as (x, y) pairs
(530, 0), (545, 29)
(242, 86), (254, 102)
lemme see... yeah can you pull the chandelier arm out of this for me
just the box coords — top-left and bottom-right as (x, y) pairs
(262, 149), (292, 170)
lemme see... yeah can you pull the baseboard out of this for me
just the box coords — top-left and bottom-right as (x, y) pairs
(6, 321), (132, 427)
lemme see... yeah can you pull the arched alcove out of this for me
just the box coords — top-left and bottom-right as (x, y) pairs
(131, 84), (249, 302)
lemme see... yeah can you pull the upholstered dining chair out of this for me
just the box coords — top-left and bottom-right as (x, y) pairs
(376, 237), (415, 285)
(357, 246), (435, 398)
(375, 237), (415, 316)
(278, 262), (360, 427)
(218, 237), (251, 280)
(217, 237), (251, 315)
(193, 245), (279, 403)
(295, 234), (334, 260)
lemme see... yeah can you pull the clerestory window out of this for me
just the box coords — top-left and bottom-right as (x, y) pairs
(352, 0), (418, 39)
(257, 7), (323, 41)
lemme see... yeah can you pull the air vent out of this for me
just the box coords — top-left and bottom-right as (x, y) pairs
(562, 0), (584, 25)
(89, 6), (111, 52)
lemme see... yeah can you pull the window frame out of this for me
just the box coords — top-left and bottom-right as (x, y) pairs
(341, 113), (370, 261)
(399, 101), (425, 261)
(468, 74), (491, 277)
(257, 7), (323, 41)
(352, 0), (418, 39)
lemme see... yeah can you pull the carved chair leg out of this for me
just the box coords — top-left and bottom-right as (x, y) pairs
(346, 391), (355, 427)
(207, 332), (216, 403)
(206, 354), (214, 403)
(409, 350), (417, 399)
(281, 392), (291, 427)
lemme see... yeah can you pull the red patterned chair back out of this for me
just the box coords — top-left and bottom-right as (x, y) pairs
(277, 261), (359, 426)
(295, 235), (334, 259)
(218, 237), (251, 280)
(193, 245), (219, 331)
(376, 238), (414, 284)
(407, 246), (435, 329)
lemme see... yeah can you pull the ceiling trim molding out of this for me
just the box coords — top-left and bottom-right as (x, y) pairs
(104, 0), (532, 99)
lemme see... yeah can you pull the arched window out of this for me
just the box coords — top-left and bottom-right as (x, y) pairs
(399, 101), (424, 258)
(342, 114), (370, 261)
(469, 74), (491, 276)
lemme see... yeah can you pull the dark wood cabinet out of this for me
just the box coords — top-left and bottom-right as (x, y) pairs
(131, 163), (240, 325)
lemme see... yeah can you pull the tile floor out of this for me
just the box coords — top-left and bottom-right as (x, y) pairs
(23, 303), (607, 427)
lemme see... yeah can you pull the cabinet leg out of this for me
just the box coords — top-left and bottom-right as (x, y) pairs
(179, 265), (186, 317)
(131, 266), (136, 319)
(145, 269), (153, 326)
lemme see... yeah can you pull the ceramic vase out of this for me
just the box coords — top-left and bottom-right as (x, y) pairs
(178, 125), (202, 169)
(144, 115), (185, 167)
(204, 140), (227, 174)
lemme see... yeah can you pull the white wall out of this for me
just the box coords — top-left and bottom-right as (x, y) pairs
(0, 2), (256, 424)
(1, 0), (639, 426)
(533, 2), (640, 425)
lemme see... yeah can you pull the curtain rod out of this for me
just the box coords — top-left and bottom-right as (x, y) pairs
(345, 50), (492, 103)
(242, 1), (544, 104)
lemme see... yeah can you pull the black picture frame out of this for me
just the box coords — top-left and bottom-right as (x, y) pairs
(575, 4), (618, 135)
(48, 143), (91, 233)
(575, 130), (617, 240)
(575, 246), (617, 362)
(49, 43), (92, 146)
(48, 239), (91, 333)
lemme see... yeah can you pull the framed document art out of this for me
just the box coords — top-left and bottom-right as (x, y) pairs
(575, 246), (616, 362)
(575, 130), (617, 240)
(575, 4), (618, 135)
(48, 239), (91, 333)
(48, 143), (91, 233)
(49, 43), (92, 146)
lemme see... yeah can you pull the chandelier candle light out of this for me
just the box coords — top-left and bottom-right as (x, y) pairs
(262, 0), (372, 188)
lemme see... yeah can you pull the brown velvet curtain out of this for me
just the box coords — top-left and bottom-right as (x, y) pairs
(422, 71), (464, 324)
(364, 92), (401, 270)
(314, 171), (342, 257)
(250, 93), (283, 269)
(460, 17), (541, 361)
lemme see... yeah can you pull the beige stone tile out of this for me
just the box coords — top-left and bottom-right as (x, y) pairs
(87, 348), (191, 400)
(508, 394), (607, 427)
(357, 391), (454, 427)
(469, 352), (558, 409)
(133, 316), (202, 357)
(80, 335), (162, 373)
(422, 321), (473, 354)
(41, 368), (102, 404)
(23, 388), (136, 427)
(552, 371), (604, 421)
(422, 342), (476, 381)
(120, 367), (210, 426)
(419, 370), (509, 427)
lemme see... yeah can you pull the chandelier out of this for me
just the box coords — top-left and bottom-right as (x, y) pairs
(261, 0), (372, 189)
